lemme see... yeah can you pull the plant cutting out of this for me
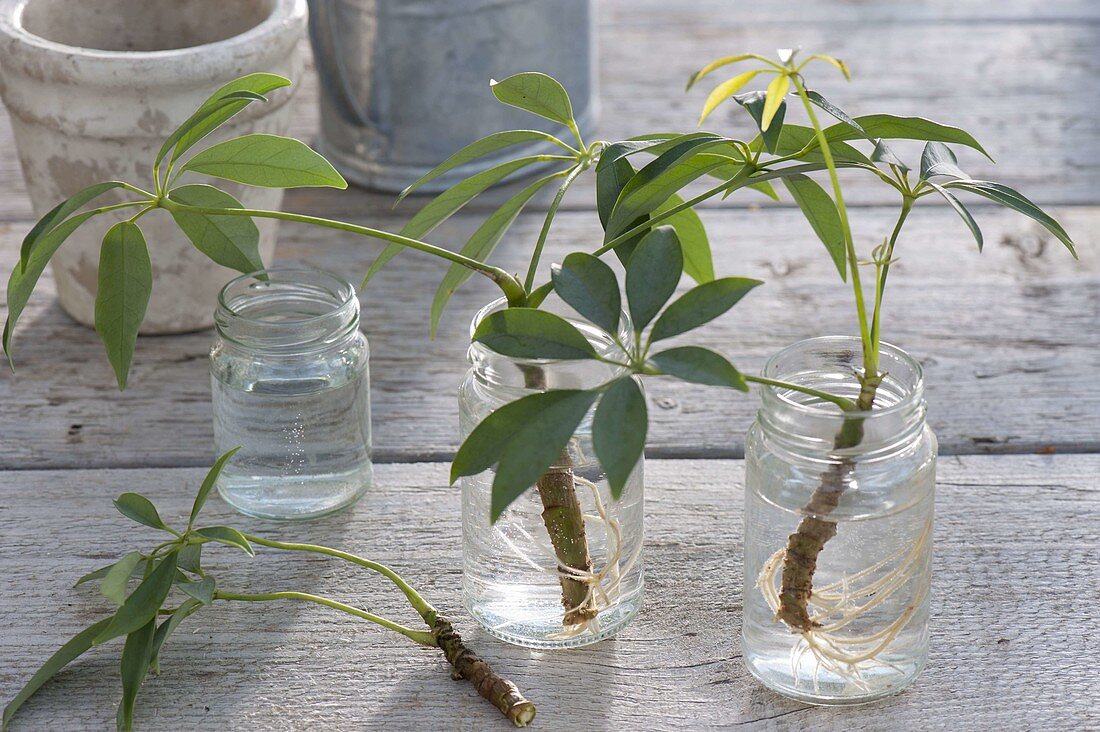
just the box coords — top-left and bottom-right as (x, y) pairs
(2, 451), (536, 730)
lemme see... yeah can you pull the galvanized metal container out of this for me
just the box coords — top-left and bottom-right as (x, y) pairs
(307, 0), (596, 192)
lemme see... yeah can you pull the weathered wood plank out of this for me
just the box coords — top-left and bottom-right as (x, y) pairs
(1, 456), (1097, 730)
(0, 2), (1096, 221)
(0, 204), (1095, 468)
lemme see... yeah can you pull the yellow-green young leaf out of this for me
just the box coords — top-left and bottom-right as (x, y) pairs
(699, 70), (764, 125)
(649, 277), (762, 343)
(188, 448), (241, 529)
(429, 171), (560, 337)
(648, 346), (748, 391)
(762, 74), (790, 131)
(685, 53), (773, 90)
(625, 227), (683, 332)
(473, 308), (598, 361)
(2, 617), (114, 729)
(117, 619), (156, 731)
(181, 134), (348, 189)
(490, 72), (575, 127)
(807, 54), (851, 79)
(490, 390), (598, 521)
(170, 73), (291, 163)
(733, 91), (787, 155)
(592, 378), (647, 499)
(168, 185), (263, 274)
(551, 252), (621, 335)
(101, 552), (145, 606)
(397, 129), (574, 203)
(94, 552), (179, 645)
(95, 221), (152, 390)
(5, 211), (98, 370)
(781, 174), (847, 280)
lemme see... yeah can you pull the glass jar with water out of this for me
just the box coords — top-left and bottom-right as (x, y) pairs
(459, 298), (644, 648)
(210, 267), (372, 520)
(743, 336), (936, 704)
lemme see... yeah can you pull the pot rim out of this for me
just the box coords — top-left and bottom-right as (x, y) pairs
(0, 0), (306, 82)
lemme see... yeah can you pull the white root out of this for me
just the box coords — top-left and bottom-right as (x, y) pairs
(490, 475), (640, 638)
(757, 519), (932, 688)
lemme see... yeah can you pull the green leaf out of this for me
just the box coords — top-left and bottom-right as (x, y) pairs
(592, 378), (647, 499)
(870, 139), (909, 171)
(176, 577), (216, 606)
(919, 142), (967, 180)
(595, 137), (675, 172)
(20, 182), (127, 270)
(654, 194), (713, 284)
(746, 180), (780, 201)
(597, 157), (648, 264)
(188, 448), (240, 529)
(551, 252), (621, 335)
(781, 174), (847, 280)
(452, 389), (585, 482)
(75, 556), (148, 588)
(2, 616), (113, 729)
(473, 308), (598, 360)
(649, 277), (762, 343)
(490, 72), (575, 127)
(149, 599), (202, 675)
(606, 135), (730, 240)
(398, 130), (573, 203)
(117, 619), (156, 731)
(94, 552), (179, 645)
(733, 91), (787, 155)
(181, 133), (348, 189)
(648, 346), (748, 390)
(490, 390), (598, 521)
(113, 493), (172, 532)
(428, 171), (559, 337)
(155, 90), (267, 170)
(526, 280), (555, 309)
(167, 185), (263, 274)
(4, 211), (98, 370)
(762, 74), (790, 132)
(625, 227), (683, 332)
(110, 512), (153, 554)
(929, 182), (983, 251)
(169, 73), (291, 164)
(95, 222), (152, 390)
(101, 552), (145, 606)
(944, 179), (1076, 257)
(750, 123), (870, 165)
(177, 544), (203, 576)
(804, 90), (865, 137)
(195, 526), (255, 556)
(365, 155), (554, 284)
(823, 115), (991, 159)
(698, 70), (764, 125)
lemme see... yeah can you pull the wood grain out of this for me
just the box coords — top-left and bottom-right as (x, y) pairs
(1, 456), (1097, 730)
(0, 203), (1095, 469)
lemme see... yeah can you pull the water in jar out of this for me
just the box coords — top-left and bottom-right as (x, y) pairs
(462, 456), (645, 649)
(742, 450), (935, 704)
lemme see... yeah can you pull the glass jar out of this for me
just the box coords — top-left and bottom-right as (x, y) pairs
(742, 336), (936, 704)
(459, 298), (644, 649)
(210, 267), (372, 520)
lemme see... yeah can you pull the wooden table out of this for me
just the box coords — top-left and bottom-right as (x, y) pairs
(2, 1), (1098, 729)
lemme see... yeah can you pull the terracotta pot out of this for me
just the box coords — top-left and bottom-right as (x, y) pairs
(0, 0), (307, 333)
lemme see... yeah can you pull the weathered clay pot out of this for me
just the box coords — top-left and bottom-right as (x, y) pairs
(0, 0), (307, 333)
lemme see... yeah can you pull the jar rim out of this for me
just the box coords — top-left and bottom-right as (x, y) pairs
(760, 335), (924, 420)
(215, 266), (360, 351)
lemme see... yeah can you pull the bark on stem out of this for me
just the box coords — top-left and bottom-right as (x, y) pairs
(776, 373), (881, 632)
(520, 364), (597, 625)
(429, 611), (537, 727)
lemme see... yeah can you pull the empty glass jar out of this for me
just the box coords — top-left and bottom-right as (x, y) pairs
(742, 337), (936, 704)
(210, 267), (372, 520)
(459, 298), (644, 648)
